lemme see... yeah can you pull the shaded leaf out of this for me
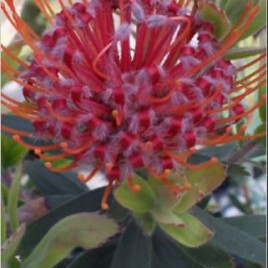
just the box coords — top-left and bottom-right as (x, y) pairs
(152, 228), (202, 268)
(159, 213), (213, 248)
(45, 195), (76, 209)
(178, 242), (234, 268)
(110, 221), (152, 268)
(114, 174), (156, 213)
(67, 242), (117, 268)
(25, 160), (87, 195)
(192, 207), (266, 265)
(21, 213), (118, 268)
(18, 197), (48, 224)
(17, 188), (107, 257)
(134, 212), (156, 235)
(223, 215), (266, 238)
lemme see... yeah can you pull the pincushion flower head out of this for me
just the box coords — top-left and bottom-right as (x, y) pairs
(1, 0), (266, 211)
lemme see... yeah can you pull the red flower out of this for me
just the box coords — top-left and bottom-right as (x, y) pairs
(1, 0), (266, 209)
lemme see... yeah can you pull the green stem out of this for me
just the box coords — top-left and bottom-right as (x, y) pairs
(1, 196), (6, 244)
(7, 161), (23, 231)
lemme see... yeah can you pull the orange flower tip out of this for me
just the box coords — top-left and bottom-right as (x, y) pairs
(60, 142), (68, 149)
(106, 162), (114, 172)
(34, 149), (42, 155)
(174, 80), (180, 86)
(164, 169), (171, 176)
(45, 162), (52, 169)
(131, 184), (141, 192)
(183, 182), (192, 190)
(189, 147), (197, 153)
(210, 157), (218, 163)
(101, 203), (109, 210)
(78, 173), (85, 181)
(12, 135), (20, 141)
(144, 141), (153, 152)
(111, 109), (119, 117)
(261, 95), (266, 101)
(226, 127), (232, 134)
(246, 2), (253, 9)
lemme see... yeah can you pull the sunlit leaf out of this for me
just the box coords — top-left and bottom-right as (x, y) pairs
(21, 213), (118, 268)
(114, 174), (157, 213)
(159, 213), (213, 248)
(1, 134), (27, 169)
(174, 163), (226, 213)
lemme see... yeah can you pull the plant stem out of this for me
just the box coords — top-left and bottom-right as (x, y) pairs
(1, 196), (6, 244)
(7, 161), (23, 231)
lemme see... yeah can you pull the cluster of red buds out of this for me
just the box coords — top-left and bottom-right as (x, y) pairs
(2, 0), (266, 209)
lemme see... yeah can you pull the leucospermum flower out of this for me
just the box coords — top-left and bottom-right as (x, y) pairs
(1, 0), (266, 210)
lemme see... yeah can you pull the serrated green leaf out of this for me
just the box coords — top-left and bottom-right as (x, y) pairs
(21, 213), (118, 268)
(159, 213), (213, 248)
(1, 135), (27, 169)
(1, 224), (26, 265)
(192, 206), (266, 265)
(114, 174), (156, 213)
(147, 175), (178, 211)
(198, 0), (231, 39)
(17, 188), (107, 257)
(174, 163), (226, 213)
(110, 221), (152, 268)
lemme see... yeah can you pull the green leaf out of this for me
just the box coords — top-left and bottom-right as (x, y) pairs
(110, 221), (152, 268)
(228, 194), (250, 214)
(225, 0), (265, 41)
(25, 160), (88, 195)
(152, 228), (202, 268)
(1, 135), (27, 169)
(258, 85), (266, 122)
(224, 46), (266, 60)
(134, 213), (156, 235)
(174, 163), (226, 213)
(1, 196), (7, 245)
(223, 215), (266, 238)
(178, 242), (234, 268)
(67, 242), (116, 268)
(159, 213), (213, 248)
(192, 207), (266, 265)
(17, 187), (108, 257)
(147, 175), (178, 210)
(114, 174), (157, 213)
(7, 161), (23, 231)
(198, 0), (231, 39)
(1, 224), (26, 265)
(21, 213), (118, 268)
(152, 210), (185, 226)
